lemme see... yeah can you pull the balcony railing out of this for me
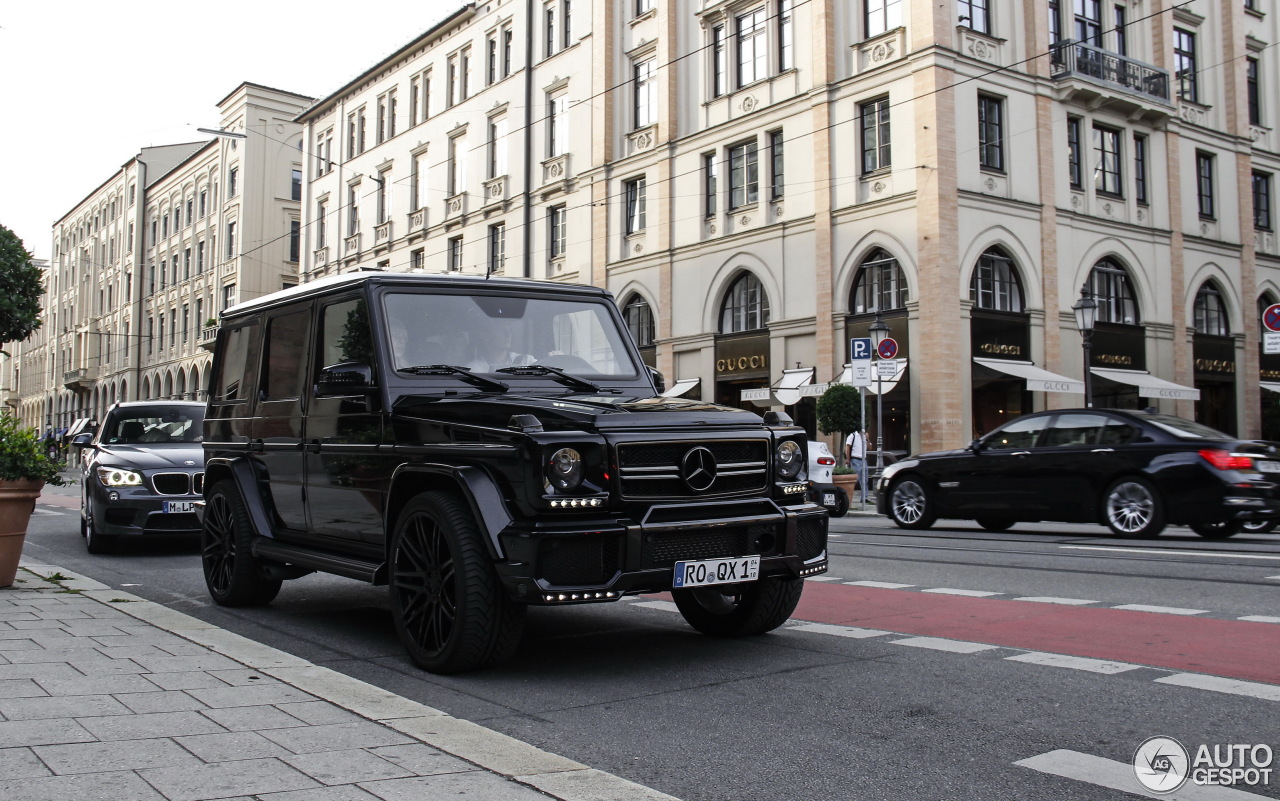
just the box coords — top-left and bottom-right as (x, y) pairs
(199, 324), (218, 352)
(63, 367), (98, 391)
(1050, 40), (1169, 103)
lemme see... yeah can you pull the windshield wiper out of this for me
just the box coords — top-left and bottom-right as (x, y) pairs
(496, 364), (607, 393)
(400, 365), (509, 393)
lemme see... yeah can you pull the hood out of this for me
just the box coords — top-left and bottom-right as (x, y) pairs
(391, 392), (765, 432)
(96, 443), (205, 470)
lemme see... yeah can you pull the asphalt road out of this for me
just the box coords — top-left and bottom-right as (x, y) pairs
(21, 488), (1280, 800)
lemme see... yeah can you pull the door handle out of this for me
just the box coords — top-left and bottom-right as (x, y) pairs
(307, 439), (321, 454)
(1091, 448), (1115, 453)
(249, 439), (264, 453)
(1011, 451), (1031, 457)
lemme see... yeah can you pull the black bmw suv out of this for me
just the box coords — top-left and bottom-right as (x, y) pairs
(201, 273), (828, 673)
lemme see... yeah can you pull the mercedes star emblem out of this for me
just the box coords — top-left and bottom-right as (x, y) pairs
(681, 446), (718, 492)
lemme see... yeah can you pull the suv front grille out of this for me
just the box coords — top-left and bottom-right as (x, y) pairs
(641, 523), (777, 570)
(617, 439), (769, 500)
(796, 515), (828, 560)
(152, 472), (202, 496)
(539, 534), (621, 586)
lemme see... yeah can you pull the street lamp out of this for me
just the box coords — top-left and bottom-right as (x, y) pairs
(868, 311), (891, 476)
(1072, 284), (1098, 408)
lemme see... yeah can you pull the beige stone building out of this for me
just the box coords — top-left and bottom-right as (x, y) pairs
(12, 83), (311, 433)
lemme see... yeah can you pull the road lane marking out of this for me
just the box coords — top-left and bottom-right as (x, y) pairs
(1268, 576), (1280, 581)
(1013, 596), (1098, 605)
(804, 576), (844, 582)
(631, 601), (679, 613)
(1155, 674), (1280, 702)
(1016, 749), (1273, 799)
(1005, 652), (1143, 674)
(1238, 615), (1280, 624)
(789, 623), (891, 639)
(921, 588), (1002, 597)
(843, 581), (915, 589)
(1061, 545), (1280, 561)
(1112, 604), (1208, 616)
(891, 637), (998, 654)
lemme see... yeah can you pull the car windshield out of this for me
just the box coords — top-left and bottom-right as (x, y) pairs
(382, 292), (641, 378)
(102, 406), (204, 444)
(1143, 413), (1231, 440)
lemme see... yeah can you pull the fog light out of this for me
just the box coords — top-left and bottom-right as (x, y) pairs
(108, 491), (120, 502)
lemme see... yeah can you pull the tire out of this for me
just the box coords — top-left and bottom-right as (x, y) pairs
(1241, 519), (1278, 534)
(1102, 477), (1165, 539)
(888, 477), (936, 530)
(1190, 520), (1240, 539)
(976, 517), (1014, 532)
(83, 502), (117, 555)
(201, 481), (283, 606)
(389, 491), (526, 674)
(672, 576), (803, 637)
(830, 487), (850, 518)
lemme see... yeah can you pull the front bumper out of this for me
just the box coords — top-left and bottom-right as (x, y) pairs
(88, 486), (201, 536)
(495, 498), (829, 604)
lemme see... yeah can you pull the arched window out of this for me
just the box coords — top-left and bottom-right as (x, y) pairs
(969, 247), (1024, 312)
(1087, 258), (1139, 324)
(850, 249), (908, 314)
(720, 272), (770, 333)
(1194, 282), (1229, 336)
(622, 294), (655, 347)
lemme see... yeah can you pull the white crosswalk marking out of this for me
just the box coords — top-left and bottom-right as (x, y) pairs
(921, 588), (1002, 597)
(631, 600), (679, 613)
(1005, 652), (1142, 674)
(1016, 750), (1272, 799)
(1013, 596), (1098, 605)
(804, 576), (844, 582)
(790, 623), (891, 639)
(843, 580), (914, 589)
(1155, 674), (1280, 702)
(891, 637), (997, 654)
(1238, 615), (1280, 624)
(1113, 604), (1208, 616)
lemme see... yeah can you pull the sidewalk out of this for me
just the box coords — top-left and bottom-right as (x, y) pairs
(1, 564), (679, 801)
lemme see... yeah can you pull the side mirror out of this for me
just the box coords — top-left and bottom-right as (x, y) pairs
(70, 433), (94, 449)
(316, 362), (377, 397)
(647, 365), (665, 394)
(968, 439), (982, 453)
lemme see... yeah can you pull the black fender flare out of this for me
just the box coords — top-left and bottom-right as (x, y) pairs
(204, 456), (276, 539)
(386, 464), (513, 561)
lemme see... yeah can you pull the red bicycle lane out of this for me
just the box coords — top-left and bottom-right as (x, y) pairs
(787, 581), (1280, 685)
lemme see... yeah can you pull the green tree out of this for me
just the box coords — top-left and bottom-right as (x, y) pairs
(816, 383), (862, 440)
(0, 225), (43, 357)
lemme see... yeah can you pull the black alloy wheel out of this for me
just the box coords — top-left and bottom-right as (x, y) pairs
(888, 477), (937, 530)
(201, 481), (282, 606)
(1241, 519), (1278, 534)
(389, 491), (525, 674)
(1189, 520), (1240, 539)
(1102, 477), (1166, 539)
(82, 501), (117, 555)
(672, 576), (803, 637)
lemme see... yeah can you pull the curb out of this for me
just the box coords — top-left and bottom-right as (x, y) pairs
(16, 563), (681, 801)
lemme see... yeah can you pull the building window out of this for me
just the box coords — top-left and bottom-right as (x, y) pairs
(185, 199), (193, 226)
(779, 0), (794, 70)
(448, 236), (463, 272)
(711, 24), (727, 98)
(316, 201), (327, 248)
(449, 135), (467, 196)
(728, 141), (759, 209)
(503, 28), (513, 77)
(487, 32), (500, 85)
(736, 7), (767, 87)
(770, 130), (784, 199)
(1196, 151), (1215, 219)
(1247, 57), (1262, 126)
(851, 250), (908, 313)
(221, 283), (237, 311)
(548, 94), (569, 157)
(184, 248), (191, 280)
(866, 0), (902, 37)
(1174, 28), (1198, 103)
(1134, 133), (1148, 205)
(1067, 115), (1083, 189)
(348, 185), (360, 235)
(1114, 5), (1128, 55)
(636, 0), (653, 15)
(625, 178), (647, 234)
(860, 97), (891, 174)
(720, 273), (770, 333)
(410, 75), (421, 124)
(970, 248), (1024, 312)
(1088, 259), (1139, 324)
(377, 94), (388, 144)
(1254, 171), (1273, 231)
(549, 205), (567, 259)
(634, 58), (656, 129)
(413, 152), (429, 210)
(290, 169), (302, 202)
(410, 248), (424, 270)
(563, 0), (572, 47)
(1194, 283), (1229, 336)
(977, 94), (1004, 172)
(488, 117), (508, 179)
(623, 294), (655, 347)
(958, 0), (989, 34)
(226, 221), (237, 258)
(460, 47), (471, 100)
(447, 57), (459, 107)
(1075, 0), (1101, 45)
(545, 2), (557, 57)
(488, 223), (506, 274)
(704, 152), (718, 217)
(387, 89), (397, 139)
(197, 240), (206, 272)
(1093, 124), (1122, 196)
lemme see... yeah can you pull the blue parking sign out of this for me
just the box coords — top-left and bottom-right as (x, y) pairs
(850, 337), (872, 361)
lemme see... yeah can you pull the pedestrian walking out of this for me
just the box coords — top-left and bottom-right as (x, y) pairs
(845, 428), (869, 504)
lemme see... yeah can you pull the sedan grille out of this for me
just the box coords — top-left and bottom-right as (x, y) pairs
(152, 472), (196, 495)
(617, 439), (769, 500)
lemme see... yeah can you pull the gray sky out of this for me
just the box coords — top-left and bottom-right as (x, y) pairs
(0, 1), (460, 262)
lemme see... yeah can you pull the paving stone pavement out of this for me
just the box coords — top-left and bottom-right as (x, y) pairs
(1, 563), (680, 801)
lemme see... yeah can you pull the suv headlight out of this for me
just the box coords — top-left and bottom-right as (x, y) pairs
(775, 440), (803, 480)
(97, 467), (143, 487)
(546, 447), (584, 491)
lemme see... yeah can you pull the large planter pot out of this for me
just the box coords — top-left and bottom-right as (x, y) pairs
(832, 473), (860, 497)
(0, 479), (44, 588)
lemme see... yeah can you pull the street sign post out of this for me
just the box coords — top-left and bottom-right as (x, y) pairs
(875, 358), (900, 378)
(1266, 331), (1280, 355)
(850, 337), (873, 361)
(1265, 304), (1280, 333)
(877, 338), (898, 360)
(849, 337), (873, 388)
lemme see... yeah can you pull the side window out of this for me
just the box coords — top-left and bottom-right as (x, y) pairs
(319, 298), (374, 370)
(983, 415), (1049, 450)
(263, 310), (311, 401)
(211, 322), (258, 403)
(1042, 413), (1108, 447)
(1097, 418), (1138, 446)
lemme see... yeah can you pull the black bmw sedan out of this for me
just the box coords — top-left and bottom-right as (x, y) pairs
(877, 409), (1280, 539)
(72, 401), (206, 553)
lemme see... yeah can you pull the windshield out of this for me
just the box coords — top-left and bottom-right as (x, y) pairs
(1143, 413), (1231, 440)
(382, 292), (641, 378)
(102, 406), (204, 444)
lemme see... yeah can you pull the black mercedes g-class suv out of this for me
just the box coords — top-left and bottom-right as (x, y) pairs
(201, 272), (828, 673)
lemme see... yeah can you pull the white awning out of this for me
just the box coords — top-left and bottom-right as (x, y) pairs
(974, 358), (1084, 395)
(1261, 382), (1280, 395)
(1091, 367), (1201, 401)
(661, 377), (701, 398)
(863, 359), (908, 396)
(742, 367), (815, 406)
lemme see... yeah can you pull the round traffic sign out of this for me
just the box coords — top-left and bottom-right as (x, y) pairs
(1265, 304), (1280, 333)
(877, 338), (898, 359)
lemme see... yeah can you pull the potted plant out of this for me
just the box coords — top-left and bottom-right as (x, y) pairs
(0, 412), (68, 587)
(816, 384), (863, 499)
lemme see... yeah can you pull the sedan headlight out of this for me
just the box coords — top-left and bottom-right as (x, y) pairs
(546, 447), (584, 491)
(97, 467), (143, 487)
(775, 440), (804, 480)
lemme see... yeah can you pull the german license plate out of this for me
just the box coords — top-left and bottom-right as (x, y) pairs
(822, 492), (836, 506)
(673, 556), (759, 588)
(163, 501), (196, 513)
(1257, 460), (1280, 474)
